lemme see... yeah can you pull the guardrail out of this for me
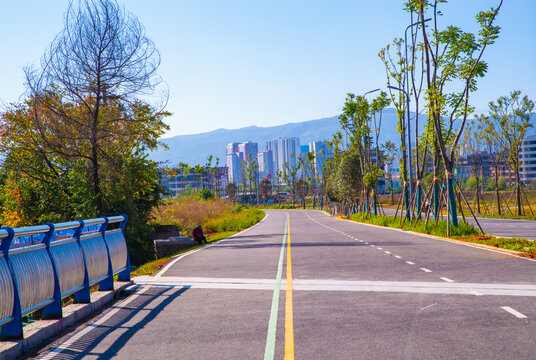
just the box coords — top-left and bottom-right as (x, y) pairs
(0, 215), (130, 340)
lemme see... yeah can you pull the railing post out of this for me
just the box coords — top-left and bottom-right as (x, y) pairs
(98, 217), (114, 291)
(117, 214), (131, 281)
(0, 227), (23, 340)
(73, 220), (91, 303)
(42, 223), (63, 319)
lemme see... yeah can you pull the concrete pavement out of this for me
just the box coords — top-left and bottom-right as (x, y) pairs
(34, 210), (536, 359)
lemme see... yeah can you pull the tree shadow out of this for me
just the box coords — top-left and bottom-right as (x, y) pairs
(39, 286), (189, 359)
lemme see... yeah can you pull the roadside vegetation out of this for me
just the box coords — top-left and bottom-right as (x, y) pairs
(346, 213), (536, 258)
(134, 195), (265, 276)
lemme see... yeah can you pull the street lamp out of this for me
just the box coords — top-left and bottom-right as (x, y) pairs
(403, 17), (431, 187)
(363, 88), (380, 97)
(388, 84), (412, 214)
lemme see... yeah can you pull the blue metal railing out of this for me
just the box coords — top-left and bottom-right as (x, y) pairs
(0, 215), (130, 340)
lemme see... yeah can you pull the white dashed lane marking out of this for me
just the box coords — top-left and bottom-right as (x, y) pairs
(501, 306), (527, 319)
(440, 277), (454, 283)
(420, 268), (432, 273)
(406, 261), (415, 265)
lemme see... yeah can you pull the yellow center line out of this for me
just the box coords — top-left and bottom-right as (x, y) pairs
(284, 215), (295, 360)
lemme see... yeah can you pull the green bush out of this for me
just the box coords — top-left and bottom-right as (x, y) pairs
(203, 208), (264, 233)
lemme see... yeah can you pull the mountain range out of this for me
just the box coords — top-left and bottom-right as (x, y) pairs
(149, 109), (536, 166)
(149, 108), (403, 166)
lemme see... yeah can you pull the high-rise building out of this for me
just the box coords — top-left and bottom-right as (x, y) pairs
(226, 153), (241, 184)
(308, 140), (333, 176)
(238, 141), (258, 162)
(226, 143), (240, 155)
(521, 134), (536, 183)
(226, 141), (259, 184)
(266, 137), (300, 174)
(257, 150), (274, 180)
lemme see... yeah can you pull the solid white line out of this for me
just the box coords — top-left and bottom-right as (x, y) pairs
(440, 277), (454, 283)
(406, 261), (415, 265)
(40, 286), (152, 359)
(420, 268), (432, 273)
(501, 306), (527, 319)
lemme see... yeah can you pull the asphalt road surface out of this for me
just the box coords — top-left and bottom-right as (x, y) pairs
(36, 210), (536, 359)
(382, 207), (536, 240)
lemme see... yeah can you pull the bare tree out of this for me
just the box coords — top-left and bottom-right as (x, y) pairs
(25, 0), (166, 213)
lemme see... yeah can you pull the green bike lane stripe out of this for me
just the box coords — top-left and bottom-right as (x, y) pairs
(264, 213), (289, 360)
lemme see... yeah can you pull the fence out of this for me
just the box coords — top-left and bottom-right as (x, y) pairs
(0, 215), (130, 340)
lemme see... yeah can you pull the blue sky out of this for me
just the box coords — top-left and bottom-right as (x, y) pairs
(0, 1), (534, 137)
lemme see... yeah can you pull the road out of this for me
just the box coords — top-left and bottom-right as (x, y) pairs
(382, 207), (536, 240)
(35, 210), (536, 359)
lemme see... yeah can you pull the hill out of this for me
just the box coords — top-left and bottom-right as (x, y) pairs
(149, 108), (403, 165)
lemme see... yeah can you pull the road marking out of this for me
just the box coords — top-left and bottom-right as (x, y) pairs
(420, 268), (432, 273)
(370, 245), (375, 247)
(394, 255), (402, 259)
(406, 261), (415, 265)
(39, 286), (152, 359)
(440, 277), (454, 283)
(264, 214), (289, 360)
(365, 242), (369, 244)
(285, 216), (295, 360)
(384, 251), (391, 254)
(501, 306), (527, 319)
(377, 247), (383, 250)
(420, 303), (437, 311)
(134, 278), (536, 296)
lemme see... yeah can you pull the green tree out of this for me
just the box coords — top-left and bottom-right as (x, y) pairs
(414, 0), (503, 226)
(24, 0), (166, 214)
(479, 91), (534, 216)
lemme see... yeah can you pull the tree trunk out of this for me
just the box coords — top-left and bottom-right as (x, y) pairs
(516, 173), (522, 216)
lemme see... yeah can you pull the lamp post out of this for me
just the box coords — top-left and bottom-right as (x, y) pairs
(388, 84), (412, 217)
(363, 88), (380, 97)
(362, 88), (380, 215)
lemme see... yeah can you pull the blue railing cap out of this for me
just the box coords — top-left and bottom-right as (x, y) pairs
(82, 218), (106, 227)
(12, 225), (52, 238)
(107, 215), (126, 224)
(53, 221), (82, 232)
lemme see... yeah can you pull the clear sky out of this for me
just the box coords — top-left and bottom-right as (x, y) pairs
(1, 1), (534, 138)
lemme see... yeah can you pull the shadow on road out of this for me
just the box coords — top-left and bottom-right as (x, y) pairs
(40, 286), (189, 359)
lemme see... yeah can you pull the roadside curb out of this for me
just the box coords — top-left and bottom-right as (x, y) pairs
(0, 281), (133, 360)
(332, 214), (533, 260)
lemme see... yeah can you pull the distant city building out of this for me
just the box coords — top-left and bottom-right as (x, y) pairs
(226, 141), (258, 184)
(307, 141), (333, 177)
(226, 142), (240, 156)
(226, 153), (241, 184)
(266, 137), (300, 175)
(162, 166), (227, 197)
(521, 134), (536, 183)
(257, 150), (274, 180)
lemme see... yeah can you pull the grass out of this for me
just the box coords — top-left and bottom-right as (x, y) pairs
(347, 212), (536, 258)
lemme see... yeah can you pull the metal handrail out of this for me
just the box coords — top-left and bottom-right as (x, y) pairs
(0, 214), (130, 340)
